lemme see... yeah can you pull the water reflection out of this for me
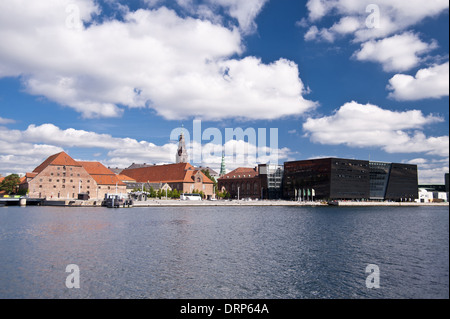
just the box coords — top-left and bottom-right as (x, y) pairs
(0, 206), (448, 299)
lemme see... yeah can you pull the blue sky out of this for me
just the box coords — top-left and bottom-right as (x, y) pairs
(0, 0), (448, 183)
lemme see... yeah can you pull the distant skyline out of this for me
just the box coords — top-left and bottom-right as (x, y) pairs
(0, 0), (448, 184)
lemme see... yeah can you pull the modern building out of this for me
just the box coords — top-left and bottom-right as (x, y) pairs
(283, 158), (418, 201)
(417, 186), (448, 203)
(20, 152), (127, 200)
(258, 164), (284, 199)
(446, 173), (449, 194)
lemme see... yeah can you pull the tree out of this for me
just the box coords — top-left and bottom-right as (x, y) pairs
(171, 189), (180, 199)
(0, 174), (21, 195)
(149, 186), (156, 198)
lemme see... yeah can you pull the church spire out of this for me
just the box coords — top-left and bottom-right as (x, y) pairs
(220, 150), (226, 177)
(176, 126), (189, 164)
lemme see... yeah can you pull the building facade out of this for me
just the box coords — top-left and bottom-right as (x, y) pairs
(121, 162), (215, 199)
(21, 152), (126, 200)
(218, 167), (261, 199)
(258, 164), (284, 199)
(283, 158), (418, 201)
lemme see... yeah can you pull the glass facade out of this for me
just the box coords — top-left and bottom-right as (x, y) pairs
(369, 162), (391, 200)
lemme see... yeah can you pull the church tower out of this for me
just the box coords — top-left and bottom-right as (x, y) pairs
(220, 151), (226, 177)
(176, 129), (189, 164)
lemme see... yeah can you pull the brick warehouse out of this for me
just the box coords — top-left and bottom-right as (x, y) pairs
(20, 152), (126, 200)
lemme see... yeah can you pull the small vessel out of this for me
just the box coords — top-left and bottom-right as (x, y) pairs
(104, 194), (132, 208)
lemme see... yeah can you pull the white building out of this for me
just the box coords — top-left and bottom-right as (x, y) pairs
(416, 188), (448, 203)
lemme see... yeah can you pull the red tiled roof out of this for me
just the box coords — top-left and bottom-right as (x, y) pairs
(116, 174), (136, 182)
(79, 161), (126, 186)
(33, 152), (81, 173)
(122, 163), (214, 184)
(78, 161), (115, 175)
(219, 167), (258, 179)
(90, 175), (126, 186)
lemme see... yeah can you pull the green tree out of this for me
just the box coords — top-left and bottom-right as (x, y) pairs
(149, 186), (156, 198)
(0, 174), (21, 195)
(172, 189), (180, 199)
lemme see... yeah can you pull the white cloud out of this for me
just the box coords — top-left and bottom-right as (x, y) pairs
(303, 101), (448, 157)
(207, 0), (269, 34)
(353, 32), (437, 72)
(387, 61), (450, 100)
(408, 157), (449, 184)
(0, 123), (292, 175)
(0, 116), (15, 124)
(304, 0), (449, 42)
(0, 0), (315, 121)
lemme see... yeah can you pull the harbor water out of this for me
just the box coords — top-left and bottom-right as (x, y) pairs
(0, 205), (448, 299)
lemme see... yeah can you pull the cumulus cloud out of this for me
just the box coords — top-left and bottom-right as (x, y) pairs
(353, 32), (438, 72)
(387, 61), (450, 100)
(303, 101), (448, 157)
(0, 123), (292, 175)
(303, 0), (449, 42)
(408, 157), (449, 184)
(0, 0), (314, 120)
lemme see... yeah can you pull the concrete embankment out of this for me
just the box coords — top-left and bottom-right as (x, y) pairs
(332, 201), (448, 207)
(132, 200), (326, 207)
(26, 199), (448, 208)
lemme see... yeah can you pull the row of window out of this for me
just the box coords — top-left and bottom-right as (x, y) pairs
(50, 172), (79, 177)
(37, 185), (118, 190)
(41, 178), (91, 183)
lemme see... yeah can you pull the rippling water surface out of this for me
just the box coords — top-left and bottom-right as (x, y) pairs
(0, 205), (448, 299)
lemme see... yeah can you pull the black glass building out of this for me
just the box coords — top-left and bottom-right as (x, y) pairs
(283, 158), (418, 201)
